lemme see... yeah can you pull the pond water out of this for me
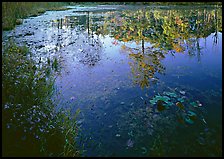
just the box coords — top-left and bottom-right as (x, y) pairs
(3, 5), (222, 157)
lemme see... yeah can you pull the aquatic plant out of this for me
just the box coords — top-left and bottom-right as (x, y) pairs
(150, 94), (171, 105)
(2, 41), (81, 157)
(149, 89), (205, 126)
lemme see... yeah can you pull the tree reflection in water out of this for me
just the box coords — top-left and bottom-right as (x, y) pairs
(46, 5), (221, 156)
(95, 6), (221, 88)
(52, 6), (221, 87)
(51, 11), (104, 67)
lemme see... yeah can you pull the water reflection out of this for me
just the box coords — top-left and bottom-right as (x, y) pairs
(94, 7), (221, 88)
(51, 12), (104, 67)
(51, 7), (221, 67)
(3, 5), (222, 157)
(47, 6), (222, 98)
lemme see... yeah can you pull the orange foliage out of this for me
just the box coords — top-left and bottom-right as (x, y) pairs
(121, 45), (127, 50)
(173, 43), (184, 53)
(122, 38), (128, 42)
(115, 35), (120, 40)
(175, 16), (183, 25)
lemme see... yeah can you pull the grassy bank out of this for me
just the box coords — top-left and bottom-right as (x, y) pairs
(2, 2), (69, 30)
(69, 2), (222, 6)
(2, 41), (81, 157)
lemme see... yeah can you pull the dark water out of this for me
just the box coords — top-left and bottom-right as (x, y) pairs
(3, 5), (222, 157)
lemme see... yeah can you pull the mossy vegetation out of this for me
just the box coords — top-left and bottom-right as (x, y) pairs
(2, 41), (81, 157)
(2, 2), (70, 30)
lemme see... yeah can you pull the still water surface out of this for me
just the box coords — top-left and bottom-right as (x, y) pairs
(3, 5), (222, 156)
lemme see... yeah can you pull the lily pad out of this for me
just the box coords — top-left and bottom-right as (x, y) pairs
(177, 97), (185, 103)
(163, 91), (177, 98)
(190, 101), (198, 107)
(187, 110), (197, 116)
(154, 95), (170, 103)
(165, 101), (173, 107)
(150, 99), (157, 105)
(185, 116), (194, 124)
(187, 110), (197, 121)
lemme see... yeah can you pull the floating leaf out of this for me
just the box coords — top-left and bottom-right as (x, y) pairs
(165, 101), (173, 107)
(190, 101), (198, 107)
(185, 116), (194, 124)
(150, 99), (156, 105)
(187, 110), (196, 116)
(176, 102), (184, 109)
(177, 97), (185, 103)
(163, 91), (177, 98)
(154, 95), (170, 103)
(187, 111), (197, 121)
(149, 99), (156, 105)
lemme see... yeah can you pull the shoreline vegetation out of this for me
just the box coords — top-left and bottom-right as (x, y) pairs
(2, 2), (81, 157)
(2, 2), (70, 30)
(2, 2), (221, 31)
(71, 2), (222, 6)
(2, 41), (81, 157)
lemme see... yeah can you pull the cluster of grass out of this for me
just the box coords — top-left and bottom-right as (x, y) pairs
(2, 41), (81, 157)
(2, 2), (69, 30)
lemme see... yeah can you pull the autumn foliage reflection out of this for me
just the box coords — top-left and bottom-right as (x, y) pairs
(95, 7), (222, 88)
(67, 7), (222, 88)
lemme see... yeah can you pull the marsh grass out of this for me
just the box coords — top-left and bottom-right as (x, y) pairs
(2, 2), (69, 30)
(2, 41), (81, 157)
